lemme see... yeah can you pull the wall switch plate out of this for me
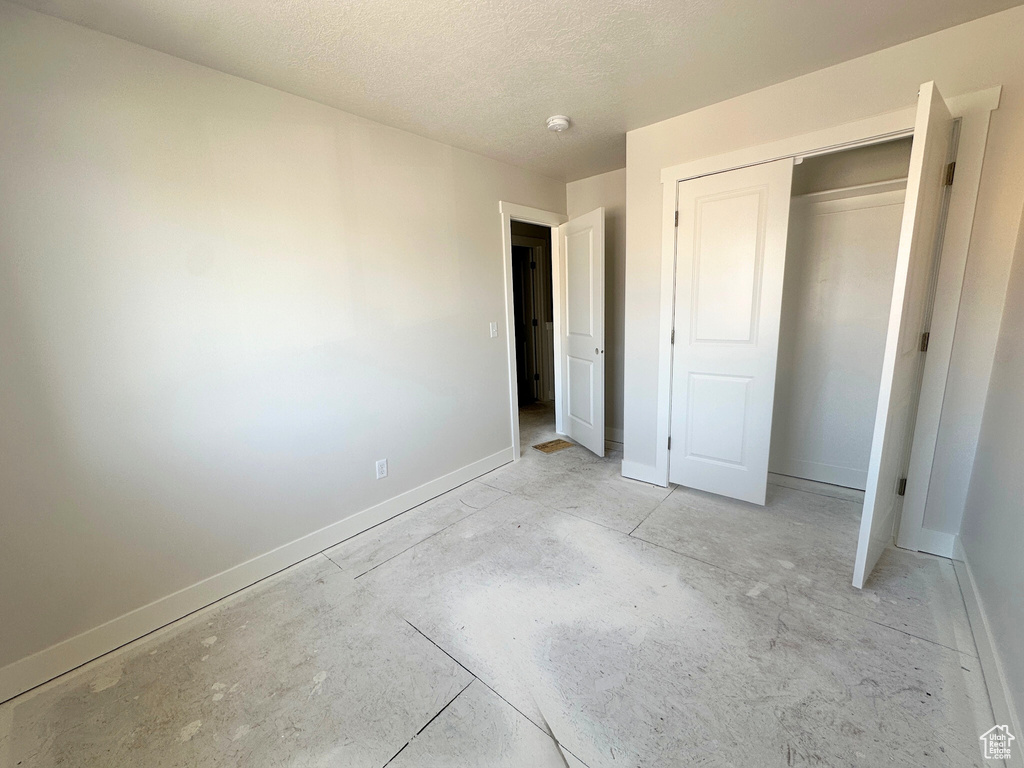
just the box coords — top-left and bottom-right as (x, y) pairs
(375, 459), (388, 479)
(489, 321), (498, 338)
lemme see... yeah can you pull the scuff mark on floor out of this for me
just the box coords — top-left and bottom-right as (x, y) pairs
(178, 720), (202, 742)
(309, 671), (327, 697)
(89, 666), (122, 693)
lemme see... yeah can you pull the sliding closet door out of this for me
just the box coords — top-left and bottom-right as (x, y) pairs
(669, 158), (794, 505)
(853, 82), (954, 589)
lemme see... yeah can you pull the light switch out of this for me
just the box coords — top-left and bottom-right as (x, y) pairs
(489, 322), (498, 338)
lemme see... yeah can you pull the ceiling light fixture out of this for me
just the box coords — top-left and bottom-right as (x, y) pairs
(546, 115), (571, 132)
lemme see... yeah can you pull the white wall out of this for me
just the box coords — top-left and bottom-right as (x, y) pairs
(623, 7), (1024, 538)
(959, 204), (1024, 743)
(0, 2), (564, 695)
(791, 138), (912, 195)
(566, 168), (626, 444)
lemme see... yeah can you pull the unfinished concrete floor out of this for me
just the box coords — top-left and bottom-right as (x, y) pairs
(0, 403), (994, 766)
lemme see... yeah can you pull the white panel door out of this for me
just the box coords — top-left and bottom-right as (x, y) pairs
(669, 159), (794, 504)
(854, 82), (954, 588)
(558, 208), (605, 457)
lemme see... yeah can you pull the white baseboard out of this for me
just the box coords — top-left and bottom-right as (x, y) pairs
(604, 427), (624, 452)
(0, 447), (514, 705)
(621, 459), (667, 487)
(913, 527), (958, 559)
(767, 473), (865, 502)
(768, 458), (867, 491)
(954, 547), (1022, 766)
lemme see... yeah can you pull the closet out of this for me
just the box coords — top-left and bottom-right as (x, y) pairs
(664, 81), (961, 587)
(769, 139), (913, 491)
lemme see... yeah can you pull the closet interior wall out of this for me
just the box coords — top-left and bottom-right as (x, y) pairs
(769, 139), (914, 491)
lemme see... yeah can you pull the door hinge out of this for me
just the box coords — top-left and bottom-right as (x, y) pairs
(897, 478), (907, 496)
(532, 318), (538, 327)
(667, 436), (672, 450)
(534, 373), (540, 381)
(530, 261), (536, 269)
(920, 332), (930, 352)
(671, 329), (675, 345)
(674, 211), (679, 227)
(944, 161), (956, 186)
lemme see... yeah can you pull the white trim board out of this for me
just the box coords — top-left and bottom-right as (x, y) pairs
(913, 527), (957, 559)
(768, 458), (867, 492)
(954, 544), (1023, 766)
(0, 447), (513, 705)
(605, 426), (624, 452)
(640, 86), (1002, 551)
(499, 202), (568, 461)
(896, 87), (1001, 555)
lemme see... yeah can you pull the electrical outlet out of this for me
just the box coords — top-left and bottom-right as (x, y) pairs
(489, 321), (498, 338)
(375, 459), (388, 480)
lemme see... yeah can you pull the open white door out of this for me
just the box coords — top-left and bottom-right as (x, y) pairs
(853, 82), (954, 589)
(669, 158), (794, 504)
(558, 207), (605, 457)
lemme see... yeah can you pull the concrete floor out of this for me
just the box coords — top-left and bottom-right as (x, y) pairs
(0, 403), (994, 766)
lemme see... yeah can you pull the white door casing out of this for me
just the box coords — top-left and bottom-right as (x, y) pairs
(669, 159), (794, 504)
(853, 82), (954, 589)
(498, 202), (567, 460)
(558, 208), (606, 457)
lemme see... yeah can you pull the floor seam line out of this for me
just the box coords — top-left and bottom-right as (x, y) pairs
(476, 478), (510, 493)
(628, 485), (678, 536)
(403, 619), (577, 754)
(555, 507), (632, 535)
(353, 508), (482, 579)
(404, 620), (478, 680)
(416, 678), (473, 736)
(320, 478), (498, 565)
(629, 532), (977, 657)
(320, 551), (345, 571)
(795, 591), (979, 658)
(381, 675), (473, 767)
(380, 740), (409, 768)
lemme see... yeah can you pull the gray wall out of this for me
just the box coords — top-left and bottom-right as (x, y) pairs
(0, 1), (564, 689)
(791, 138), (913, 196)
(960, 204), (1024, 738)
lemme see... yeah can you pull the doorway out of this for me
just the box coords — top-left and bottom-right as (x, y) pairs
(769, 138), (914, 493)
(499, 201), (607, 460)
(510, 222), (556, 447)
(661, 80), (964, 588)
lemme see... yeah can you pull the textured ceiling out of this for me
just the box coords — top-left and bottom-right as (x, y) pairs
(14, 0), (1022, 181)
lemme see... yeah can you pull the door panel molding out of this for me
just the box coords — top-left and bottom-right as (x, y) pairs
(854, 82), (954, 588)
(668, 159), (793, 505)
(559, 207), (606, 456)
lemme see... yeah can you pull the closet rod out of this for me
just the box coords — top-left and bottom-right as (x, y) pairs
(793, 177), (909, 200)
(793, 129), (913, 164)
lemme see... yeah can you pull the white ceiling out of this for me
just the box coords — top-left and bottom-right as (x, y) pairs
(15, 0), (1021, 181)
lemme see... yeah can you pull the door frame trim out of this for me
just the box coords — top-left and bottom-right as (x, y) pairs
(499, 202), (567, 461)
(646, 87), (1000, 560)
